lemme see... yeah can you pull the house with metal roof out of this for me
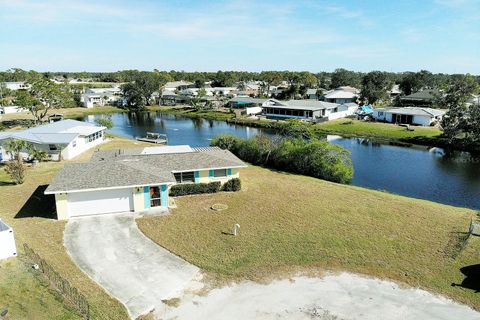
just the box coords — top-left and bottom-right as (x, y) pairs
(45, 145), (247, 219)
(372, 107), (445, 126)
(262, 99), (358, 122)
(0, 119), (106, 162)
(399, 89), (441, 107)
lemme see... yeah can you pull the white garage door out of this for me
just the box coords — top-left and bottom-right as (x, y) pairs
(68, 188), (133, 217)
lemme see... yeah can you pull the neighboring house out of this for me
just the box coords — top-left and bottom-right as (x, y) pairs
(372, 107), (445, 126)
(80, 87), (123, 108)
(262, 99), (358, 122)
(164, 81), (195, 92)
(0, 119), (106, 162)
(306, 88), (326, 100)
(160, 90), (189, 106)
(467, 94), (480, 107)
(390, 84), (401, 98)
(399, 89), (441, 107)
(45, 145), (247, 219)
(3, 81), (30, 91)
(322, 89), (358, 104)
(0, 106), (28, 114)
(227, 97), (266, 115)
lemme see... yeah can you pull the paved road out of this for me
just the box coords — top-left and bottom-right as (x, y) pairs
(64, 214), (199, 319)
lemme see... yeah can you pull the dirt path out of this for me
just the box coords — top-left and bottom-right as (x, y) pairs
(162, 273), (479, 320)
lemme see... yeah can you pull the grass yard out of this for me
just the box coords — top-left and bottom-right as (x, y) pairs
(0, 137), (152, 320)
(314, 119), (442, 140)
(0, 258), (79, 319)
(137, 165), (480, 309)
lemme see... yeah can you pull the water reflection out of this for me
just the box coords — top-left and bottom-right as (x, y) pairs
(82, 113), (480, 209)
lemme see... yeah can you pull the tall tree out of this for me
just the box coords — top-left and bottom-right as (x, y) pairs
(360, 71), (393, 105)
(15, 73), (71, 124)
(399, 70), (434, 95)
(330, 68), (361, 89)
(441, 75), (479, 143)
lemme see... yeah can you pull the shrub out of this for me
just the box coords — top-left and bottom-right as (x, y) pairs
(4, 160), (26, 184)
(212, 134), (354, 184)
(222, 178), (241, 192)
(170, 181), (221, 197)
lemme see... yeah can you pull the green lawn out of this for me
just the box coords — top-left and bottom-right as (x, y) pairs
(0, 137), (152, 320)
(0, 258), (80, 320)
(314, 119), (442, 140)
(138, 165), (480, 309)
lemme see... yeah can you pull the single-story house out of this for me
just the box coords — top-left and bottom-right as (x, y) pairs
(164, 81), (195, 92)
(322, 90), (358, 104)
(0, 105), (29, 114)
(159, 91), (189, 106)
(399, 89), (441, 107)
(306, 88), (327, 100)
(0, 119), (106, 162)
(3, 81), (30, 91)
(80, 87), (122, 108)
(262, 99), (358, 122)
(45, 145), (247, 219)
(372, 107), (445, 126)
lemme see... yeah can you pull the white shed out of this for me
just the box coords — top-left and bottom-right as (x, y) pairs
(0, 220), (17, 260)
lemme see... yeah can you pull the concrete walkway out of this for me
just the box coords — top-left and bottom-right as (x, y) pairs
(64, 214), (199, 319)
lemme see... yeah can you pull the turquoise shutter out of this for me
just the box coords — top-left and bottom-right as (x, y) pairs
(161, 185), (168, 207)
(227, 168), (232, 176)
(144, 186), (150, 209)
(194, 171), (200, 183)
(209, 169), (214, 178)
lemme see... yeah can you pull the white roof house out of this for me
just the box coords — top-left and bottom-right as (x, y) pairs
(323, 89), (358, 104)
(3, 81), (31, 91)
(0, 119), (106, 162)
(373, 107), (445, 126)
(262, 99), (358, 122)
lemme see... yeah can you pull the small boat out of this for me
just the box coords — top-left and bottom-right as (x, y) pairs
(136, 132), (168, 144)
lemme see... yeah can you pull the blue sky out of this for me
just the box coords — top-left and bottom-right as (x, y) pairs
(0, 0), (479, 73)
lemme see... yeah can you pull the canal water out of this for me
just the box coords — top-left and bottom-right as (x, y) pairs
(83, 112), (480, 209)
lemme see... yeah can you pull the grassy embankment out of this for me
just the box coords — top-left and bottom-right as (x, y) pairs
(138, 165), (480, 309)
(0, 137), (152, 320)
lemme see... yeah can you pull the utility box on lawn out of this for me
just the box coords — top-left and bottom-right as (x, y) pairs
(0, 219), (17, 260)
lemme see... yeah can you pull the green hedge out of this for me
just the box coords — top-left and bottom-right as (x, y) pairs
(169, 181), (221, 197)
(222, 178), (241, 192)
(211, 134), (354, 184)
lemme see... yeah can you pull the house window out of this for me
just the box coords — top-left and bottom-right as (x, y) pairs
(72, 140), (76, 147)
(49, 144), (58, 151)
(174, 171), (195, 183)
(213, 169), (227, 178)
(149, 186), (161, 207)
(378, 111), (384, 116)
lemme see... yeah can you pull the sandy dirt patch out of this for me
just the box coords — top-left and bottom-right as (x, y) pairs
(161, 273), (478, 320)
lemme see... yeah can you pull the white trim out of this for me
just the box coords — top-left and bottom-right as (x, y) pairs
(45, 181), (176, 195)
(171, 165), (247, 173)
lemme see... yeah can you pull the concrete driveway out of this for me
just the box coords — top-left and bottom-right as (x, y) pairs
(64, 214), (200, 319)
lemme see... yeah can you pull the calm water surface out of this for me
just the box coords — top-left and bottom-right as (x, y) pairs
(83, 112), (480, 209)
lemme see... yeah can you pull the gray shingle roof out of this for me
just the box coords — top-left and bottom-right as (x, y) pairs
(45, 146), (246, 194)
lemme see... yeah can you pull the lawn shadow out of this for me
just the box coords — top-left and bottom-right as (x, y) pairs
(0, 181), (16, 186)
(452, 264), (480, 293)
(15, 185), (57, 220)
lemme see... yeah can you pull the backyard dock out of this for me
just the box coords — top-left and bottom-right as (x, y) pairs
(136, 132), (168, 144)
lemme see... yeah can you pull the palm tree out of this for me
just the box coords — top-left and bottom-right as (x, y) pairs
(5, 139), (29, 162)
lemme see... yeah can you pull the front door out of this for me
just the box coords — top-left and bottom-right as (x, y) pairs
(149, 186), (161, 207)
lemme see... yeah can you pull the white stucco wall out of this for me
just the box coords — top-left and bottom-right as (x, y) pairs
(0, 220), (17, 260)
